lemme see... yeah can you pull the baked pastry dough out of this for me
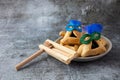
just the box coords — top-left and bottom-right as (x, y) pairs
(64, 45), (79, 51)
(59, 30), (83, 45)
(59, 30), (83, 51)
(77, 38), (107, 57)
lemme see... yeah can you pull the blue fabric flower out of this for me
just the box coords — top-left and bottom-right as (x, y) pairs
(65, 20), (82, 32)
(84, 23), (103, 34)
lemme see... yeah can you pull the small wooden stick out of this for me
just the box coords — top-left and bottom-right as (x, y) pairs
(46, 39), (76, 55)
(15, 49), (44, 71)
(52, 48), (71, 57)
(39, 45), (70, 64)
(15, 41), (51, 71)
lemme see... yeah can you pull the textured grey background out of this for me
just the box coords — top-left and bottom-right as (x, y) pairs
(0, 0), (120, 80)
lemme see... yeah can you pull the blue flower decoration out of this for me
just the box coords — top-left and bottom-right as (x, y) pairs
(84, 23), (103, 34)
(65, 20), (82, 32)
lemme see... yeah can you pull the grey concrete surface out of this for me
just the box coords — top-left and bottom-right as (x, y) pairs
(0, 0), (120, 80)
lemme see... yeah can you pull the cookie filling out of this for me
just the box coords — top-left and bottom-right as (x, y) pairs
(70, 32), (76, 37)
(92, 40), (99, 49)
